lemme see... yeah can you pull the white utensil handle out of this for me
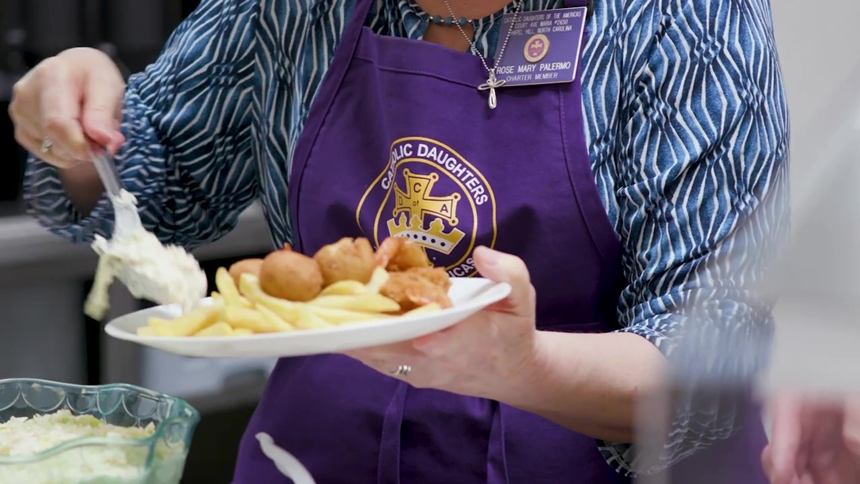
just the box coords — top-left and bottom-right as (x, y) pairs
(256, 432), (317, 484)
(92, 149), (123, 199)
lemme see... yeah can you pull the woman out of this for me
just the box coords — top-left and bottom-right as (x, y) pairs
(9, 0), (788, 482)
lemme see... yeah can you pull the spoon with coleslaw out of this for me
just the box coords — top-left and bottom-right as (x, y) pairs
(83, 149), (207, 321)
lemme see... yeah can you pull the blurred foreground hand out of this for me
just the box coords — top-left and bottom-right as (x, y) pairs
(762, 394), (860, 483)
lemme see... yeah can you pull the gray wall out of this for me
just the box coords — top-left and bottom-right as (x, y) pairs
(767, 2), (860, 394)
(772, 0), (860, 186)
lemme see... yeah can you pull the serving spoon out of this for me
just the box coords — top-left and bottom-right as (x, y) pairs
(84, 150), (207, 321)
(91, 148), (142, 238)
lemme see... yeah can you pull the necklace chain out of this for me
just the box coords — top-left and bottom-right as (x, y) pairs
(441, 0), (524, 109)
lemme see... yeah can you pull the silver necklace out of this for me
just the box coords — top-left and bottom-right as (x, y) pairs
(442, 0), (524, 109)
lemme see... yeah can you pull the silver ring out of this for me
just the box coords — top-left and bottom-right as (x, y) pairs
(390, 365), (412, 377)
(40, 137), (52, 154)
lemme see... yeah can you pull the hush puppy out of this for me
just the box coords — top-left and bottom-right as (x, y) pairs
(313, 237), (376, 285)
(259, 250), (324, 302)
(228, 258), (263, 286)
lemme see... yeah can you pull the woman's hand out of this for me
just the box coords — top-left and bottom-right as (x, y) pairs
(344, 246), (544, 402)
(762, 394), (860, 483)
(8, 47), (126, 167)
(346, 246), (664, 442)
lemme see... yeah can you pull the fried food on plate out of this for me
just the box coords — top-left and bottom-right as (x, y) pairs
(365, 266), (391, 293)
(137, 236), (452, 337)
(259, 250), (324, 302)
(140, 301), (223, 337)
(195, 321), (236, 337)
(228, 258), (263, 286)
(404, 267), (452, 291)
(223, 304), (294, 333)
(380, 268), (453, 312)
(375, 237), (432, 272)
(314, 237), (376, 286)
(215, 267), (254, 308)
(320, 280), (367, 296)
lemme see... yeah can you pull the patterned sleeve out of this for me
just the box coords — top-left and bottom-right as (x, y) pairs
(595, 0), (790, 475)
(24, 0), (261, 249)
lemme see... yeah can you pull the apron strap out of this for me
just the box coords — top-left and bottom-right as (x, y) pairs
(378, 386), (511, 484)
(487, 402), (510, 484)
(377, 383), (408, 484)
(287, 0), (377, 253)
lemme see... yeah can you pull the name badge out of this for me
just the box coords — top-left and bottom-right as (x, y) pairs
(493, 7), (587, 87)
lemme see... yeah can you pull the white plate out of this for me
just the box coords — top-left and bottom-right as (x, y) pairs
(104, 278), (511, 358)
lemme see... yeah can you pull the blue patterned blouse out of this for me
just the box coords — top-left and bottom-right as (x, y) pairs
(23, 0), (789, 476)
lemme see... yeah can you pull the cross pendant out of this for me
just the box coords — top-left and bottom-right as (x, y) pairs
(477, 70), (506, 110)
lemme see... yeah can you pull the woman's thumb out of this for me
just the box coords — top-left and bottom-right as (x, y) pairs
(473, 246), (534, 316)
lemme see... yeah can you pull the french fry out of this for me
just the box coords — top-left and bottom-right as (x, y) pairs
(146, 318), (172, 329)
(141, 320), (176, 337)
(144, 302), (223, 337)
(307, 305), (393, 325)
(232, 328), (254, 336)
(211, 291), (223, 302)
(216, 268), (254, 309)
(309, 293), (400, 313)
(223, 305), (293, 333)
(365, 266), (390, 293)
(239, 274), (301, 324)
(215, 267), (241, 305)
(295, 305), (335, 330)
(257, 305), (296, 332)
(319, 280), (366, 296)
(195, 321), (235, 337)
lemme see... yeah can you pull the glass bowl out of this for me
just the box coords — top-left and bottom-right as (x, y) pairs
(0, 378), (200, 484)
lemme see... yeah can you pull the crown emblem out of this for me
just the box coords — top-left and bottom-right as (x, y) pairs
(386, 169), (465, 255)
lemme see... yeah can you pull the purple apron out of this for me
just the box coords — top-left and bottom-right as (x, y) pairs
(233, 0), (769, 482)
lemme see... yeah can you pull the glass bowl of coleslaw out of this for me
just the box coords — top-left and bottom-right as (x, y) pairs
(0, 378), (200, 484)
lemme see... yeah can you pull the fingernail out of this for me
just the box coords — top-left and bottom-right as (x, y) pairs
(93, 125), (112, 139)
(109, 134), (126, 154)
